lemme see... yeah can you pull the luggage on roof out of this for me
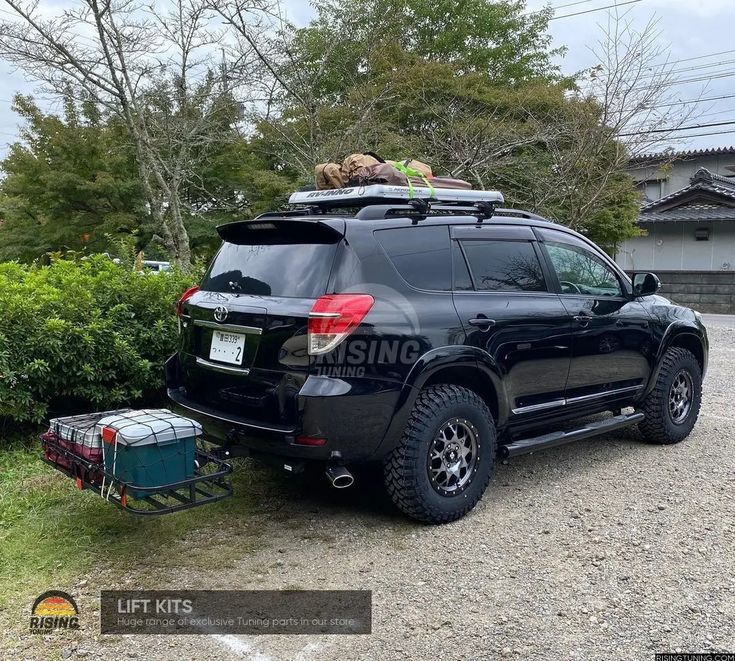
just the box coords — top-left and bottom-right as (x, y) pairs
(312, 153), (471, 192)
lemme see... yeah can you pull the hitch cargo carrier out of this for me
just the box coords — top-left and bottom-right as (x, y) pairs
(42, 409), (233, 515)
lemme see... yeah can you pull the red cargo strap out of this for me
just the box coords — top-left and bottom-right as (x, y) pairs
(101, 426), (117, 445)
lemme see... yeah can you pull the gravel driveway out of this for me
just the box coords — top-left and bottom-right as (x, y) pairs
(12, 317), (735, 660)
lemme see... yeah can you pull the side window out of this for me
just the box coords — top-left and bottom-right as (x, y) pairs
(545, 241), (622, 297)
(460, 240), (547, 292)
(375, 225), (451, 291)
(452, 241), (473, 291)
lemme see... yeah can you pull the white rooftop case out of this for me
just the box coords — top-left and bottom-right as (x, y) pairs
(288, 184), (504, 207)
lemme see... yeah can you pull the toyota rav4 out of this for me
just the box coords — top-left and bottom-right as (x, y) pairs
(166, 187), (708, 524)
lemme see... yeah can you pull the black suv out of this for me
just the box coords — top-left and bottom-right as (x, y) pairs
(166, 191), (708, 523)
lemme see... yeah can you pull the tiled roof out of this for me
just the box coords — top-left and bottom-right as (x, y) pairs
(638, 168), (735, 222)
(640, 208), (735, 222)
(641, 167), (735, 212)
(631, 146), (735, 162)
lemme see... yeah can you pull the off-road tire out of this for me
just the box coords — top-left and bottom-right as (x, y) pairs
(383, 384), (496, 524)
(638, 347), (702, 445)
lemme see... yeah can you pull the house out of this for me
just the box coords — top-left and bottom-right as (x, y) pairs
(616, 147), (735, 314)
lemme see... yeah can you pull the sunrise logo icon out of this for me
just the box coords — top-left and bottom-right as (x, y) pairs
(29, 591), (80, 633)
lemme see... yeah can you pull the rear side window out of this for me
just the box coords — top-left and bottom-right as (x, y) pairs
(375, 225), (451, 291)
(460, 240), (547, 292)
(201, 242), (337, 297)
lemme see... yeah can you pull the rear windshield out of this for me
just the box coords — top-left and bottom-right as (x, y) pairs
(201, 242), (338, 298)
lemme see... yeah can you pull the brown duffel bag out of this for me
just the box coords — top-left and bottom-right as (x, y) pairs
(315, 162), (345, 189)
(355, 164), (474, 192)
(354, 162), (408, 186)
(341, 153), (381, 184)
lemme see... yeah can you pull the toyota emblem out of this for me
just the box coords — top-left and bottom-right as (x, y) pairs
(213, 306), (229, 323)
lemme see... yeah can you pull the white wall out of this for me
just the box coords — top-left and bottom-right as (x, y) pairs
(615, 221), (735, 272)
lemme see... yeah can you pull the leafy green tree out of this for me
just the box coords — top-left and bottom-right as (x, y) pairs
(240, 0), (639, 249)
(0, 93), (294, 263)
(0, 96), (143, 262)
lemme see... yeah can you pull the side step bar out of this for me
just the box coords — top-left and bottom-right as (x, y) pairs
(499, 411), (644, 459)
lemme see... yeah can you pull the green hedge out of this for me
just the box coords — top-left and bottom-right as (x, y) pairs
(0, 256), (195, 424)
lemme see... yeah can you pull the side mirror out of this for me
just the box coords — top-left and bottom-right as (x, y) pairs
(631, 272), (661, 297)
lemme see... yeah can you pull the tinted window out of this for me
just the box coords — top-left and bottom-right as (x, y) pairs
(376, 225), (450, 290)
(461, 240), (546, 292)
(452, 241), (473, 291)
(201, 242), (337, 297)
(544, 242), (622, 297)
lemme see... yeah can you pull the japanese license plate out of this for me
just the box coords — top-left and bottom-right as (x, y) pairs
(209, 330), (246, 366)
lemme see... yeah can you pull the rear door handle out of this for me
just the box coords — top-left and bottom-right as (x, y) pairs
(468, 317), (496, 329)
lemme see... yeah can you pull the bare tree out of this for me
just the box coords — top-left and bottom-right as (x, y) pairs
(585, 12), (702, 159)
(529, 11), (704, 238)
(0, 0), (250, 267)
(210, 0), (399, 176)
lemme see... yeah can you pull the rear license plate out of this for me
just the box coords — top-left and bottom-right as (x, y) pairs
(209, 331), (246, 365)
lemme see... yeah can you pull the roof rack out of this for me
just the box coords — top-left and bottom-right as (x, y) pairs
(287, 184), (504, 209)
(355, 202), (504, 221)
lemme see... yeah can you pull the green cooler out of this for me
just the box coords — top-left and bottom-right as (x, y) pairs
(98, 409), (203, 499)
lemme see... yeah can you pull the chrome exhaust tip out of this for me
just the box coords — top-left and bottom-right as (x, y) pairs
(326, 464), (354, 489)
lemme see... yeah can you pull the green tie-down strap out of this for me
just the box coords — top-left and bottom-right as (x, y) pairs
(392, 161), (436, 199)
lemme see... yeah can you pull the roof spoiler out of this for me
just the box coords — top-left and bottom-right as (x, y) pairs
(216, 219), (344, 245)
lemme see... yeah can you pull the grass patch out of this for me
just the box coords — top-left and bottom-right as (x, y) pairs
(0, 433), (288, 613)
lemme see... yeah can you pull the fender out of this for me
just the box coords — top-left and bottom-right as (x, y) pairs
(373, 345), (509, 457)
(643, 321), (707, 399)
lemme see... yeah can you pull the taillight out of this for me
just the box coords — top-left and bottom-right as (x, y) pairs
(176, 285), (199, 316)
(295, 435), (327, 446)
(308, 294), (374, 355)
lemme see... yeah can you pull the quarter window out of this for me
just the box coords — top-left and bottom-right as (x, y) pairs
(375, 225), (451, 291)
(544, 242), (622, 297)
(460, 240), (547, 292)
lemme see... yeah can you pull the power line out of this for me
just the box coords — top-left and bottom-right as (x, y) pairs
(649, 48), (735, 70)
(645, 93), (735, 109)
(639, 68), (735, 89)
(638, 58), (735, 81)
(549, 0), (643, 20)
(620, 119), (735, 137)
(525, 0), (602, 15)
(548, 0), (606, 10)
(648, 127), (735, 139)
(694, 106), (735, 121)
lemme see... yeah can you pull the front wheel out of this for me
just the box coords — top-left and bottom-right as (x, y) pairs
(383, 384), (496, 524)
(638, 347), (703, 444)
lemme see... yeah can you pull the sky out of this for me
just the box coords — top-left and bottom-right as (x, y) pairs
(0, 0), (734, 155)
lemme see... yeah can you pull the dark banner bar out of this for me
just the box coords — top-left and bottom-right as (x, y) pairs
(100, 590), (372, 635)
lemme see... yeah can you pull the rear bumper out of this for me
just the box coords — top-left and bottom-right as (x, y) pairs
(165, 353), (402, 463)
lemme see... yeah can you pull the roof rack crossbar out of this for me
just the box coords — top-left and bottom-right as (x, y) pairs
(355, 204), (478, 221)
(355, 202), (516, 221)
